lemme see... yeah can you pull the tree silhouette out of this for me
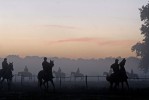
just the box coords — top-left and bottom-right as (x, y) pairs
(132, 1), (149, 73)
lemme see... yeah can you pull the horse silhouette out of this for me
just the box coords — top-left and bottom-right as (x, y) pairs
(0, 62), (14, 90)
(38, 60), (55, 91)
(106, 59), (129, 89)
(18, 66), (32, 80)
(70, 68), (84, 81)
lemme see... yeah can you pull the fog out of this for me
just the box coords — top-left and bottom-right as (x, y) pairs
(0, 55), (143, 77)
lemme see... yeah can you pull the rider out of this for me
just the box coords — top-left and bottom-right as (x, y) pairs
(24, 66), (28, 72)
(42, 57), (49, 73)
(2, 58), (9, 76)
(42, 57), (55, 78)
(58, 67), (61, 73)
(110, 59), (119, 77)
(76, 68), (80, 74)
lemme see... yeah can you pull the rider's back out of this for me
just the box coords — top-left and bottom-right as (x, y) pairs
(2, 61), (8, 70)
(111, 63), (119, 74)
(42, 61), (49, 72)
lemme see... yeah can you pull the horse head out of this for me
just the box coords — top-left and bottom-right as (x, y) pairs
(8, 62), (14, 71)
(50, 60), (54, 67)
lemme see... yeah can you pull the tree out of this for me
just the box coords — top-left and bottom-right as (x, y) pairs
(132, 1), (149, 73)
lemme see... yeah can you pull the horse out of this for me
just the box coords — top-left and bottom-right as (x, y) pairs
(38, 60), (55, 91)
(0, 62), (14, 90)
(53, 71), (66, 81)
(18, 71), (32, 80)
(105, 72), (129, 89)
(71, 72), (84, 81)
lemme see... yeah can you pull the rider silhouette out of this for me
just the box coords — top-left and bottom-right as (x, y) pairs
(24, 66), (28, 72)
(110, 59), (119, 77)
(42, 57), (54, 78)
(2, 58), (9, 75)
(76, 68), (80, 74)
(58, 67), (61, 73)
(42, 57), (49, 73)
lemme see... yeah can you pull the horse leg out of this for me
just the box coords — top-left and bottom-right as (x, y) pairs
(125, 80), (129, 89)
(47, 81), (48, 90)
(50, 79), (55, 91)
(0, 78), (5, 89)
(121, 81), (124, 89)
(7, 79), (11, 90)
(1, 78), (5, 84)
(114, 82), (119, 89)
(38, 79), (42, 88)
(43, 80), (49, 92)
(7, 79), (10, 90)
(110, 82), (113, 89)
(43, 80), (47, 89)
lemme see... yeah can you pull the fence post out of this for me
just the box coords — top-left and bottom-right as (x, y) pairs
(15, 74), (16, 83)
(85, 75), (88, 88)
(34, 75), (35, 83)
(21, 75), (23, 86)
(74, 76), (76, 82)
(60, 76), (61, 88)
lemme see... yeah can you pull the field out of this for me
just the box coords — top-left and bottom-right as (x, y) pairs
(0, 77), (149, 100)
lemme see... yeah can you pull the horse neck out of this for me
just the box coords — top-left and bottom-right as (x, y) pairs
(6, 66), (11, 71)
(49, 62), (54, 67)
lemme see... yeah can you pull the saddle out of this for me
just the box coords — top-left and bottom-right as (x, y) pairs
(43, 70), (54, 79)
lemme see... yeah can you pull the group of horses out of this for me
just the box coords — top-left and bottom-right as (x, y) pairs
(0, 60), (134, 91)
(53, 69), (84, 81)
(0, 60), (85, 91)
(38, 60), (84, 90)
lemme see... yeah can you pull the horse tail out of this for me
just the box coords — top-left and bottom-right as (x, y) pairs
(38, 71), (43, 87)
(106, 75), (111, 82)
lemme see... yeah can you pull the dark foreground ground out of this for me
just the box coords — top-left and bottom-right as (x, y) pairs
(0, 80), (149, 100)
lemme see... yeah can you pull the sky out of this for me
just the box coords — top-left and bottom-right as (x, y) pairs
(0, 0), (148, 59)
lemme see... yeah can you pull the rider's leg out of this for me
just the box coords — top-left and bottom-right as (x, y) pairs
(38, 79), (42, 88)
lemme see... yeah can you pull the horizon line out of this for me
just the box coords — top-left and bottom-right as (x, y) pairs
(0, 54), (139, 60)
